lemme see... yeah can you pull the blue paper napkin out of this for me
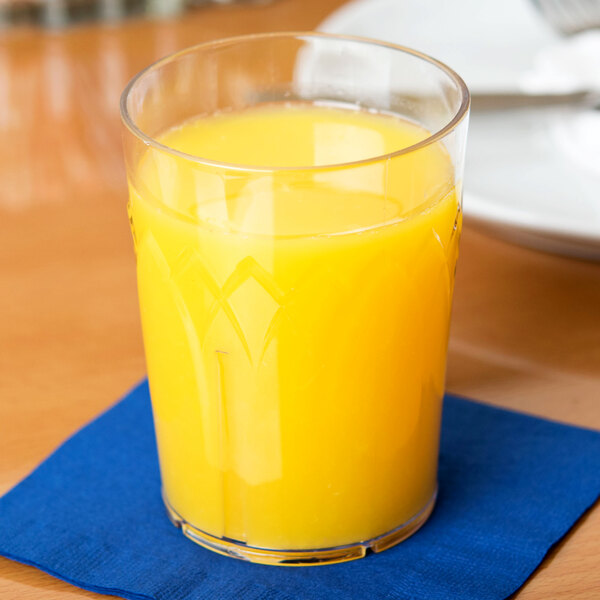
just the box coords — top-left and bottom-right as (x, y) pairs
(1, 381), (599, 600)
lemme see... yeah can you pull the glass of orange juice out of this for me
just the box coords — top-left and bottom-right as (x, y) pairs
(120, 32), (469, 566)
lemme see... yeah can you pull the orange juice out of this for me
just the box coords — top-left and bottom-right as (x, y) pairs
(128, 103), (460, 554)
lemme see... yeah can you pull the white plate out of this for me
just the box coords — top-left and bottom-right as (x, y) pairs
(318, 0), (600, 259)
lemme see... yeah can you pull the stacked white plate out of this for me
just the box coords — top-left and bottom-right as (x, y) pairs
(318, 0), (600, 259)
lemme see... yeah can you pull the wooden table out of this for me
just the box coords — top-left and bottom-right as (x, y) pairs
(1, 1), (599, 597)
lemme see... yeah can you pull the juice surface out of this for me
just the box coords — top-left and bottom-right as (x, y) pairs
(129, 103), (461, 550)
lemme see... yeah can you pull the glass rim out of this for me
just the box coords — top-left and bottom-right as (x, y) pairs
(120, 31), (470, 173)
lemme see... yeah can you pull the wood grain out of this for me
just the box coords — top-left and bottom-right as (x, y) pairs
(1, 0), (599, 597)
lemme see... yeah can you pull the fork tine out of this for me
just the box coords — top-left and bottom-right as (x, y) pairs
(534, 0), (569, 34)
(578, 0), (600, 29)
(533, 0), (600, 34)
(553, 0), (583, 32)
(568, 0), (593, 30)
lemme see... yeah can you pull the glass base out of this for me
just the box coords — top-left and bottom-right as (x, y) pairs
(164, 488), (437, 566)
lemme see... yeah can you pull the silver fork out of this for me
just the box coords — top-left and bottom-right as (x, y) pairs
(532, 0), (600, 34)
